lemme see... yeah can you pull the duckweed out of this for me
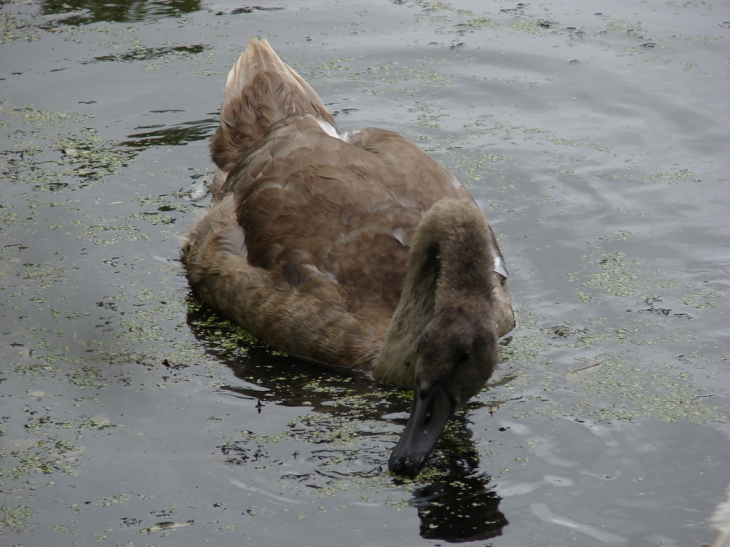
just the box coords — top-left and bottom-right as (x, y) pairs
(1, 1), (727, 545)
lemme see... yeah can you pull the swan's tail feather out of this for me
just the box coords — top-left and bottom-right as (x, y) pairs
(210, 38), (338, 170)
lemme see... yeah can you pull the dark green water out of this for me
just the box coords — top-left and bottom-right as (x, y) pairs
(1, 1), (729, 545)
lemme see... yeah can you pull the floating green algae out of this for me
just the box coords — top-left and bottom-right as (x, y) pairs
(0, 105), (136, 192)
(583, 251), (643, 299)
(0, 11), (37, 44)
(0, 504), (37, 533)
(567, 353), (725, 424)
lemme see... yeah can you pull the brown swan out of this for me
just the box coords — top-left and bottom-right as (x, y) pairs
(182, 38), (515, 476)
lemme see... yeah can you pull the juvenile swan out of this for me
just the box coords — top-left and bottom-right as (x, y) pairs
(182, 39), (515, 476)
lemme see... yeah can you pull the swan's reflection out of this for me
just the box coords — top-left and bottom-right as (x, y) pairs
(187, 302), (508, 542)
(411, 470), (507, 542)
(400, 414), (507, 542)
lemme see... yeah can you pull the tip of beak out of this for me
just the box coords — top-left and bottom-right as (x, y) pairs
(388, 451), (427, 477)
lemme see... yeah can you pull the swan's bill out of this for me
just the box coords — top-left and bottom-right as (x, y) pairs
(388, 385), (455, 477)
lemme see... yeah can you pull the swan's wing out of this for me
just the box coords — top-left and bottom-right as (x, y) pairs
(221, 116), (467, 317)
(343, 127), (473, 204)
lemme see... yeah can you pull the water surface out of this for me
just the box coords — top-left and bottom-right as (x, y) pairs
(1, 0), (729, 545)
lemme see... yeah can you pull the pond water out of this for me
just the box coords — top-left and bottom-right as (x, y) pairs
(1, 0), (729, 545)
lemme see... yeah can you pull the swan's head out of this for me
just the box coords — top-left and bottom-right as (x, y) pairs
(388, 299), (498, 476)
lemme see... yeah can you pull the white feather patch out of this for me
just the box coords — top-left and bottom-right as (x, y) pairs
(316, 119), (341, 139)
(493, 256), (508, 278)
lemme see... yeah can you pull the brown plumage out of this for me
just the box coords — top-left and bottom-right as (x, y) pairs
(181, 39), (515, 475)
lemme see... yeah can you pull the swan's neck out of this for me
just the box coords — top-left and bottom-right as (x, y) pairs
(372, 199), (495, 386)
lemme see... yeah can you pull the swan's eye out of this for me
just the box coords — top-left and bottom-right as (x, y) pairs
(456, 352), (470, 365)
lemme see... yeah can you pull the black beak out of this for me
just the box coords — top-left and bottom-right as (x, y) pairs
(388, 386), (455, 477)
